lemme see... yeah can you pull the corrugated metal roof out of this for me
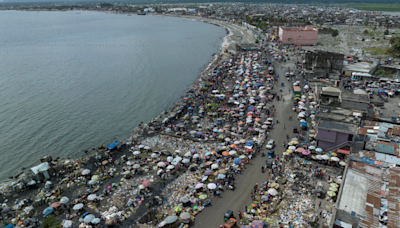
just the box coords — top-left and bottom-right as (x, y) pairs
(377, 141), (395, 155)
(387, 169), (400, 228)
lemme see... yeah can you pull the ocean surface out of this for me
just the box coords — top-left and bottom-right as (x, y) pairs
(0, 11), (226, 182)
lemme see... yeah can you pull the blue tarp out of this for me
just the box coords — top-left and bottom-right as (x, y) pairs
(300, 122), (308, 127)
(363, 157), (375, 165)
(377, 90), (387, 95)
(245, 142), (254, 146)
(107, 142), (119, 150)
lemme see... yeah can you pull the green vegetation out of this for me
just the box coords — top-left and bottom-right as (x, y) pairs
(331, 29), (339, 37)
(375, 69), (392, 77)
(387, 36), (400, 56)
(364, 47), (388, 55)
(44, 216), (61, 228)
(99, 3), (113, 8)
(341, 4), (400, 12)
(384, 29), (390, 35)
(363, 29), (369, 35)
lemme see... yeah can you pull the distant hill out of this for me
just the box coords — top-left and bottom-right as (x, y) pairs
(2, 0), (400, 4)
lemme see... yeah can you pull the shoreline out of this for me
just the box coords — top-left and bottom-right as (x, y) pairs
(0, 12), (253, 188)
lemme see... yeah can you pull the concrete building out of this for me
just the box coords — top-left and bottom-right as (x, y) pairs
(342, 61), (377, 77)
(341, 90), (370, 111)
(303, 51), (344, 79)
(278, 25), (318, 45)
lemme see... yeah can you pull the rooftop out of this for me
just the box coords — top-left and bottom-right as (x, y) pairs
(343, 61), (376, 74)
(318, 119), (359, 134)
(337, 162), (400, 228)
(341, 92), (369, 102)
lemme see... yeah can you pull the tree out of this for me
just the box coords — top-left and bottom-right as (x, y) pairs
(384, 29), (389, 35)
(363, 29), (369, 35)
(364, 20), (369, 26)
(390, 36), (398, 44)
(373, 26), (377, 31)
(331, 29), (339, 37)
(386, 36), (400, 57)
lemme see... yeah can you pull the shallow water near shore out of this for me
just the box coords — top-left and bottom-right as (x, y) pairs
(0, 11), (226, 182)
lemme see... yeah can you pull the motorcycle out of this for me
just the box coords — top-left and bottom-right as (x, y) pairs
(261, 152), (265, 157)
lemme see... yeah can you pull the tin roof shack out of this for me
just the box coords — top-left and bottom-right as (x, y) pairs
(334, 161), (400, 228)
(303, 51), (344, 79)
(340, 91), (370, 111)
(316, 119), (359, 151)
(278, 25), (318, 45)
(30, 162), (54, 183)
(363, 122), (400, 156)
(320, 87), (341, 106)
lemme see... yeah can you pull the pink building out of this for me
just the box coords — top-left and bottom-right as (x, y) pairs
(278, 25), (318, 46)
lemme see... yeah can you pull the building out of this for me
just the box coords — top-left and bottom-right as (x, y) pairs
(278, 25), (318, 45)
(341, 90), (370, 111)
(333, 158), (400, 228)
(342, 61), (377, 77)
(303, 51), (344, 79)
(315, 117), (359, 151)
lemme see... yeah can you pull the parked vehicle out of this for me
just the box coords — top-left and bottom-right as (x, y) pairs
(224, 210), (234, 222)
(266, 139), (275, 149)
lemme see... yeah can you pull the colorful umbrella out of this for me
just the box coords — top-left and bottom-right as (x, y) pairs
(252, 220), (265, 228)
(327, 191), (336, 197)
(330, 183), (339, 188)
(199, 194), (207, 199)
(164, 215), (178, 224)
(174, 206), (183, 212)
(207, 183), (217, 189)
(142, 180), (151, 187)
(50, 202), (61, 208)
(195, 183), (204, 189)
(43, 207), (54, 215)
(329, 187), (338, 191)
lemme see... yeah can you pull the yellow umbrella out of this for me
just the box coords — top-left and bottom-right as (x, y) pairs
(288, 142), (293, 146)
(174, 206), (183, 212)
(327, 191), (336, 197)
(91, 175), (99, 180)
(330, 152), (337, 156)
(329, 187), (338, 191)
(199, 194), (207, 200)
(239, 155), (246, 159)
(286, 149), (293, 153)
(330, 183), (339, 188)
(283, 152), (290, 156)
(290, 141), (299, 145)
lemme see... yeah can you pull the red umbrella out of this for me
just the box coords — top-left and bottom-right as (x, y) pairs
(50, 202), (61, 208)
(142, 180), (151, 187)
